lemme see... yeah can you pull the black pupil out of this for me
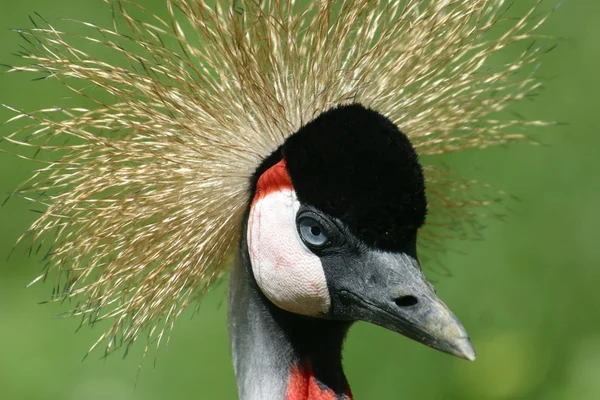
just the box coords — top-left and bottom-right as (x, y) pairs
(310, 226), (321, 236)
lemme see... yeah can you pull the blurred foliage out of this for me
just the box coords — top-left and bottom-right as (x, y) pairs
(1, 1), (599, 399)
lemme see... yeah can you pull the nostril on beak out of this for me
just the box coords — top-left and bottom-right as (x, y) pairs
(394, 295), (418, 307)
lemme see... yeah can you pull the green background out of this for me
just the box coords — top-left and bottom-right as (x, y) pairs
(0, 1), (598, 399)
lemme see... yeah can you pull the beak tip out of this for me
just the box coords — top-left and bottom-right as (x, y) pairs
(464, 351), (476, 362)
(455, 338), (476, 361)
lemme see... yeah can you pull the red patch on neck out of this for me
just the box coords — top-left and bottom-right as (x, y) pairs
(253, 159), (293, 204)
(286, 363), (352, 400)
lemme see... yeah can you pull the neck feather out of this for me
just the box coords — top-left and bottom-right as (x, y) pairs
(228, 237), (352, 400)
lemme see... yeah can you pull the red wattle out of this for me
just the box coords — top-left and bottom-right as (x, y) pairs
(286, 363), (352, 400)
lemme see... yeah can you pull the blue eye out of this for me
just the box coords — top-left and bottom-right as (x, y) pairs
(298, 217), (328, 248)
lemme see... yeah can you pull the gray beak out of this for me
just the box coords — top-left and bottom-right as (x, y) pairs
(325, 250), (475, 361)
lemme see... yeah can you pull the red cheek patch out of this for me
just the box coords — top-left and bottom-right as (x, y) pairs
(253, 159), (293, 204)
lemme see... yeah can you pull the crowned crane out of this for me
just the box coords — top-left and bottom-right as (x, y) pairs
(1, 0), (551, 399)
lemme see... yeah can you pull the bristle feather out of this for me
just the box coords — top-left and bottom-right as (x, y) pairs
(1, 0), (551, 353)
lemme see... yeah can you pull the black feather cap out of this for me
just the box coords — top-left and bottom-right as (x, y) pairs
(251, 104), (427, 252)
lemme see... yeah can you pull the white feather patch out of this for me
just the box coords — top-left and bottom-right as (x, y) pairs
(247, 189), (331, 316)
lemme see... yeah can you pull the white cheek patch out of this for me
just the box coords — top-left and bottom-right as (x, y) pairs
(247, 189), (331, 316)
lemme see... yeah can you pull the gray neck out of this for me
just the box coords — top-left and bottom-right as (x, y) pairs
(228, 241), (351, 400)
(228, 253), (292, 399)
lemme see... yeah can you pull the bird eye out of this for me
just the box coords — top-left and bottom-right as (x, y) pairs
(297, 217), (328, 249)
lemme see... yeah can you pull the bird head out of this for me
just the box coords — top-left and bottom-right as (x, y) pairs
(1, 0), (549, 360)
(246, 104), (474, 361)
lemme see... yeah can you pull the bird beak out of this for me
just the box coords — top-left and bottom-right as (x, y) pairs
(327, 250), (475, 361)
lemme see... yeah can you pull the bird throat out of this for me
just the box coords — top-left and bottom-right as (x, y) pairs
(229, 232), (353, 400)
(286, 363), (353, 400)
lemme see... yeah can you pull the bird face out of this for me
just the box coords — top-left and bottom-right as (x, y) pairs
(247, 104), (474, 360)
